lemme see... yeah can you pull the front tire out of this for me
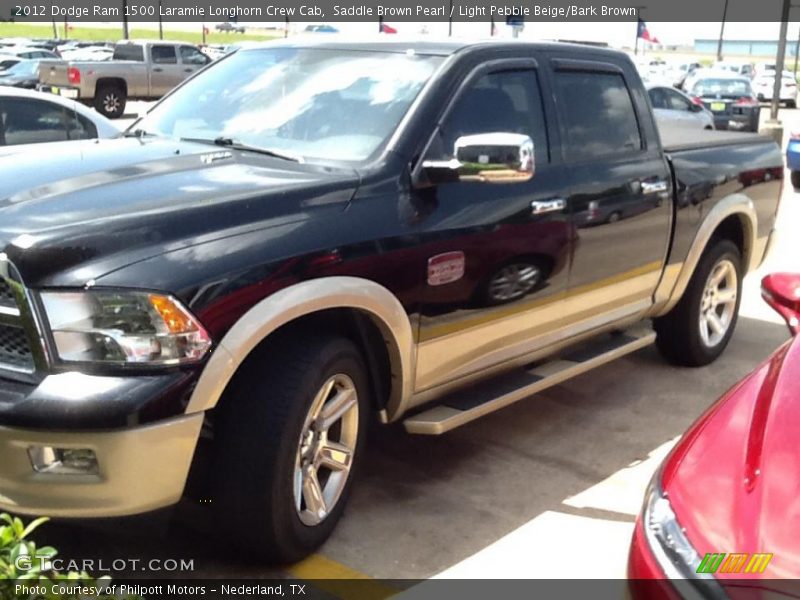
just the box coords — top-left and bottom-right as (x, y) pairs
(213, 334), (369, 563)
(654, 239), (742, 367)
(791, 171), (800, 190)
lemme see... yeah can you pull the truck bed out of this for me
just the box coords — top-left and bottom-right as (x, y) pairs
(660, 128), (775, 153)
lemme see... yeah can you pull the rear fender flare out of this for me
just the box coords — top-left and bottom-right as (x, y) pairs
(654, 194), (757, 316)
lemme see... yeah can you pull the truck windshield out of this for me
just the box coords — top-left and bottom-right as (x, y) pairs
(136, 47), (443, 163)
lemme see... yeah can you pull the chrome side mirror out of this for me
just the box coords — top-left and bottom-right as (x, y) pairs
(420, 132), (534, 185)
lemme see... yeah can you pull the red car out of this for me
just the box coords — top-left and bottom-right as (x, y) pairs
(629, 273), (800, 598)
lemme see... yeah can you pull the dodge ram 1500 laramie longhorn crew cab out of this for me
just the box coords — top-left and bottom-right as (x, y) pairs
(0, 40), (782, 562)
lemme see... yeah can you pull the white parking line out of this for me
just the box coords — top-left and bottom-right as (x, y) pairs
(433, 511), (634, 579)
(431, 438), (678, 579)
(563, 437), (678, 516)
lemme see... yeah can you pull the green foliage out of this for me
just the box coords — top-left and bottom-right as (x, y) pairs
(0, 513), (128, 600)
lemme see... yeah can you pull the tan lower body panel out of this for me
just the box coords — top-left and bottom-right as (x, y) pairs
(405, 327), (656, 435)
(414, 263), (661, 394)
(0, 413), (203, 518)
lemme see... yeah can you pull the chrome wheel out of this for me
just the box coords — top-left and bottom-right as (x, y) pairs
(699, 258), (738, 348)
(488, 263), (541, 302)
(294, 374), (359, 526)
(103, 93), (120, 115)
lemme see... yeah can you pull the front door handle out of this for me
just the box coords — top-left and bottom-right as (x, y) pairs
(641, 180), (669, 194)
(153, 67), (163, 73)
(531, 198), (566, 215)
(184, 68), (194, 73)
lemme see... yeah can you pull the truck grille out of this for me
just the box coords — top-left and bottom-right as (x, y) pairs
(0, 324), (34, 371)
(0, 264), (38, 375)
(0, 279), (15, 308)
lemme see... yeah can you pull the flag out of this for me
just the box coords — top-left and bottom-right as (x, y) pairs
(380, 22), (397, 34)
(637, 19), (659, 44)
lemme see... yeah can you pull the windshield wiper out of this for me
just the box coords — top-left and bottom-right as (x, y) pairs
(122, 128), (157, 138)
(181, 136), (303, 163)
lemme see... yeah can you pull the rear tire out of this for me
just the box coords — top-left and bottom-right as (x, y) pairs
(94, 84), (126, 119)
(792, 171), (800, 190)
(213, 333), (369, 563)
(787, 100), (797, 109)
(654, 239), (742, 367)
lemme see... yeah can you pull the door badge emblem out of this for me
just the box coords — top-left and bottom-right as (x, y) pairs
(427, 252), (465, 286)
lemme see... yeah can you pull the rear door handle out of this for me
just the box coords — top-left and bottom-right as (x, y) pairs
(153, 67), (163, 72)
(531, 198), (566, 215)
(184, 68), (194, 73)
(641, 180), (669, 194)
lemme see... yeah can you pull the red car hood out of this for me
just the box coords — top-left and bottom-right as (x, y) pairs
(662, 334), (800, 580)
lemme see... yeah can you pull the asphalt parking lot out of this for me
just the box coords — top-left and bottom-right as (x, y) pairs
(31, 104), (800, 582)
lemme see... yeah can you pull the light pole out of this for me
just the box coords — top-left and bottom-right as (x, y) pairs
(761, 0), (791, 143)
(121, 0), (129, 39)
(770, 0), (791, 122)
(716, 0), (730, 62)
(448, 0), (453, 36)
(158, 0), (163, 39)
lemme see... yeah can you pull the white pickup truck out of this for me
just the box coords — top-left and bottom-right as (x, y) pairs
(38, 40), (212, 118)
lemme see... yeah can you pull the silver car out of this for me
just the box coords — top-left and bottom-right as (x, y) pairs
(0, 87), (119, 152)
(647, 84), (715, 130)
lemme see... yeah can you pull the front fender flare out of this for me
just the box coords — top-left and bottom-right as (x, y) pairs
(185, 276), (416, 420)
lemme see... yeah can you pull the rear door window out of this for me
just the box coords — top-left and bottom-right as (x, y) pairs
(151, 45), (178, 64)
(0, 98), (68, 146)
(554, 70), (642, 162)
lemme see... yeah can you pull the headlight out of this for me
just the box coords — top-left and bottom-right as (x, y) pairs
(642, 475), (727, 598)
(40, 290), (212, 365)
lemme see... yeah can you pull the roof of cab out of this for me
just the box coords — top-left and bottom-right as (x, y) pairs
(236, 36), (629, 59)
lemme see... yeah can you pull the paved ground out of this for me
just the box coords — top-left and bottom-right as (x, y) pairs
(31, 105), (800, 582)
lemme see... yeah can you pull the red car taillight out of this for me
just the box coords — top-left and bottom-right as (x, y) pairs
(690, 96), (705, 107)
(67, 67), (80, 85)
(734, 96), (758, 106)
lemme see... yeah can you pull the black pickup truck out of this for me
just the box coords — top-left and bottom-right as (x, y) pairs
(0, 40), (782, 562)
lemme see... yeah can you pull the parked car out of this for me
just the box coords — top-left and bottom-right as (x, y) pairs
(713, 61), (755, 78)
(0, 40), (782, 564)
(786, 131), (800, 189)
(215, 21), (246, 33)
(0, 59), (44, 88)
(628, 272), (800, 594)
(672, 61), (702, 89)
(37, 40), (212, 118)
(59, 46), (114, 62)
(752, 71), (798, 107)
(304, 24), (340, 33)
(0, 46), (58, 60)
(0, 53), (22, 70)
(647, 84), (715, 130)
(0, 87), (118, 149)
(685, 71), (761, 131)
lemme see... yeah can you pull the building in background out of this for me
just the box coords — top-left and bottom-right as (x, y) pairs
(695, 38), (798, 58)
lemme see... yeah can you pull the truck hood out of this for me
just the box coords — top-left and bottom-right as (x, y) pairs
(0, 137), (359, 287)
(662, 334), (800, 580)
